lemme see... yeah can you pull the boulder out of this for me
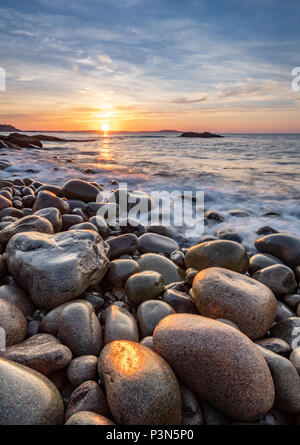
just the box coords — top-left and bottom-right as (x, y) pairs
(67, 355), (98, 387)
(58, 301), (102, 357)
(6, 230), (109, 310)
(34, 207), (62, 233)
(185, 240), (249, 273)
(0, 358), (64, 424)
(65, 411), (115, 425)
(137, 300), (175, 338)
(0, 283), (35, 317)
(0, 299), (27, 346)
(98, 340), (181, 425)
(137, 233), (179, 257)
(62, 179), (101, 203)
(0, 215), (54, 245)
(32, 190), (69, 214)
(192, 267), (277, 340)
(137, 253), (183, 285)
(255, 233), (300, 269)
(153, 314), (275, 421)
(104, 305), (139, 345)
(125, 271), (165, 306)
(253, 264), (297, 296)
(0, 333), (72, 375)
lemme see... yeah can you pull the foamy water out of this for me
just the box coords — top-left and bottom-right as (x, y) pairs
(0, 131), (299, 250)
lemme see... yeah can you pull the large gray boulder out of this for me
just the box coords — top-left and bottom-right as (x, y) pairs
(6, 230), (109, 310)
(0, 358), (64, 425)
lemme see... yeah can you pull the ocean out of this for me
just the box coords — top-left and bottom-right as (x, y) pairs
(0, 131), (299, 251)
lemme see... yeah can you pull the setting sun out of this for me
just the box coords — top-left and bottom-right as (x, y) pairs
(101, 123), (110, 132)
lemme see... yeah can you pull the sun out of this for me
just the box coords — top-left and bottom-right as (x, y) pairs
(101, 123), (110, 132)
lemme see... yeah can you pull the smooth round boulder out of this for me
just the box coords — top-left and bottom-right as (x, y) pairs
(34, 207), (62, 233)
(140, 336), (154, 350)
(270, 317), (300, 350)
(185, 240), (249, 273)
(61, 214), (84, 231)
(0, 195), (12, 210)
(153, 314), (275, 421)
(33, 190), (69, 214)
(249, 253), (283, 274)
(6, 230), (109, 311)
(67, 355), (98, 387)
(192, 267), (277, 340)
(107, 233), (138, 260)
(137, 233), (179, 257)
(62, 179), (102, 203)
(258, 346), (300, 413)
(98, 340), (181, 425)
(289, 349), (300, 374)
(0, 283), (35, 316)
(0, 299), (27, 346)
(253, 264), (297, 296)
(0, 357), (64, 425)
(137, 300), (175, 338)
(256, 337), (291, 357)
(162, 283), (198, 314)
(58, 301), (102, 357)
(125, 271), (165, 306)
(137, 253), (183, 285)
(215, 226), (242, 243)
(0, 215), (54, 245)
(104, 305), (139, 345)
(65, 411), (115, 425)
(255, 233), (300, 269)
(0, 333), (72, 375)
(65, 380), (111, 421)
(106, 259), (139, 287)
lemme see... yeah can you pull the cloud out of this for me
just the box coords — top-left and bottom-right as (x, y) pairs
(170, 94), (208, 104)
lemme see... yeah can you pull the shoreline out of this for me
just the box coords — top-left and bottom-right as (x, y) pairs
(0, 176), (299, 425)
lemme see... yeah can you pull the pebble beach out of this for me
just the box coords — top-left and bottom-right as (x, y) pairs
(0, 168), (299, 425)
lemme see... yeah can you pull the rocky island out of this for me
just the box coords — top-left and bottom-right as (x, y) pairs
(180, 132), (224, 138)
(0, 133), (97, 149)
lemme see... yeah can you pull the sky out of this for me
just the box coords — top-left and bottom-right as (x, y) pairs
(0, 0), (299, 132)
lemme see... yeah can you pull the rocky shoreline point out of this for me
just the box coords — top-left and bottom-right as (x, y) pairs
(0, 133), (97, 149)
(0, 177), (299, 425)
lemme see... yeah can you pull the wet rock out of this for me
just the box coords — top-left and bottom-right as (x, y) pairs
(85, 201), (119, 218)
(200, 401), (230, 425)
(289, 348), (300, 374)
(282, 294), (300, 311)
(258, 346), (300, 413)
(270, 317), (300, 350)
(256, 226), (279, 236)
(107, 233), (138, 260)
(61, 214), (84, 230)
(119, 217), (147, 237)
(98, 340), (181, 425)
(255, 233), (300, 269)
(180, 384), (203, 425)
(216, 226), (242, 243)
(228, 209), (251, 217)
(39, 300), (92, 336)
(65, 411), (115, 425)
(0, 333), (72, 375)
(58, 301), (102, 357)
(0, 255), (6, 279)
(276, 301), (295, 321)
(249, 253), (283, 274)
(153, 314), (275, 421)
(0, 207), (24, 219)
(67, 199), (86, 211)
(0, 357), (64, 424)
(106, 259), (139, 287)
(33, 191), (69, 214)
(0, 299), (27, 346)
(35, 184), (63, 197)
(137, 233), (179, 257)
(170, 250), (185, 266)
(6, 230), (109, 310)
(140, 336), (154, 350)
(192, 267), (277, 339)
(205, 210), (225, 222)
(109, 188), (154, 214)
(65, 381), (111, 421)
(137, 253), (184, 285)
(62, 179), (102, 203)
(104, 305), (139, 345)
(0, 284), (35, 316)
(137, 300), (175, 338)
(67, 355), (98, 387)
(185, 240), (249, 273)
(253, 264), (297, 296)
(162, 283), (198, 314)
(89, 215), (112, 239)
(146, 225), (173, 238)
(0, 215), (54, 245)
(69, 222), (97, 232)
(256, 338), (291, 357)
(35, 207), (62, 233)
(0, 195), (12, 210)
(125, 271), (165, 306)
